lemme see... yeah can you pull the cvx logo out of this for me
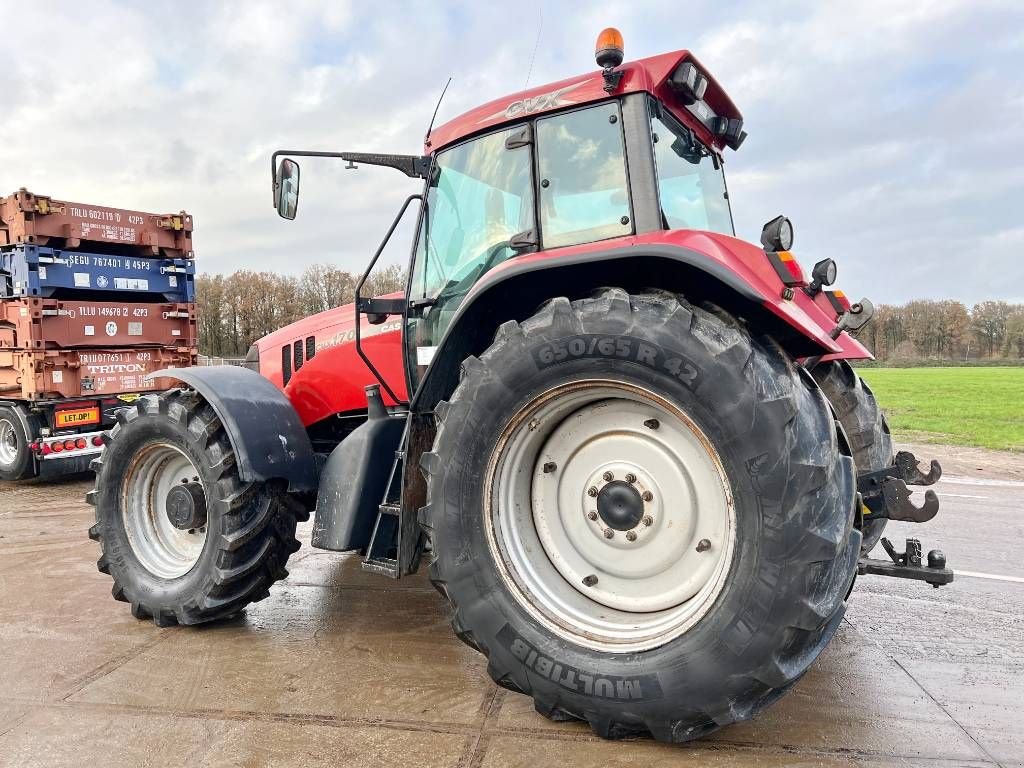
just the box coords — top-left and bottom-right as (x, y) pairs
(481, 81), (588, 123)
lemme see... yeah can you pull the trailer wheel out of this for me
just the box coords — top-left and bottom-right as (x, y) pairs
(420, 289), (859, 742)
(87, 389), (307, 626)
(0, 405), (36, 481)
(811, 360), (893, 554)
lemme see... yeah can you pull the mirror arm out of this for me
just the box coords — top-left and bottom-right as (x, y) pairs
(271, 150), (429, 202)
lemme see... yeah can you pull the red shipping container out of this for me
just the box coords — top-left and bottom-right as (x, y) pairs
(1, 189), (194, 259)
(0, 298), (195, 350)
(0, 346), (195, 400)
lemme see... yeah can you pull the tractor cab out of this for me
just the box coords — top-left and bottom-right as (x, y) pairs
(271, 30), (766, 402)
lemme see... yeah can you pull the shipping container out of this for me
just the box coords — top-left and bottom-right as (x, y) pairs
(0, 298), (195, 350)
(0, 346), (194, 400)
(1, 189), (194, 259)
(1, 244), (195, 302)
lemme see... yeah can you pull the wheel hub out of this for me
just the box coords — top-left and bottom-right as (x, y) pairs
(166, 482), (207, 530)
(596, 480), (643, 531)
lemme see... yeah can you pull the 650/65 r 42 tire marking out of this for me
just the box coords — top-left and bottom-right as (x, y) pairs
(533, 334), (701, 389)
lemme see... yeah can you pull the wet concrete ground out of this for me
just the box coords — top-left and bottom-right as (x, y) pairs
(0, 445), (1021, 767)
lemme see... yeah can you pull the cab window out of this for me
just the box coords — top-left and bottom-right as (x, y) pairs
(407, 126), (534, 381)
(411, 128), (534, 302)
(650, 102), (734, 235)
(535, 102), (632, 249)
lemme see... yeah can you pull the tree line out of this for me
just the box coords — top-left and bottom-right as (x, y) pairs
(196, 269), (1024, 364)
(857, 300), (1024, 362)
(195, 264), (405, 357)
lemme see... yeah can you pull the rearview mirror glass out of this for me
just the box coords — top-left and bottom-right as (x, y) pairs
(274, 158), (301, 220)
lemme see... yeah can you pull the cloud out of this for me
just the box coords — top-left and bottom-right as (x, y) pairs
(1, 0), (1021, 306)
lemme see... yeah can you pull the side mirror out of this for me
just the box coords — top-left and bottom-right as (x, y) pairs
(274, 158), (301, 220)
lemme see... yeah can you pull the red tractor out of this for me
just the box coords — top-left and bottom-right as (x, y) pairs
(88, 30), (950, 743)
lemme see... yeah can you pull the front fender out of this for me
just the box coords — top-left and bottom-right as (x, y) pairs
(147, 366), (317, 492)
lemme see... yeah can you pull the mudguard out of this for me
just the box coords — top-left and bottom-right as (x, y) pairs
(146, 366), (317, 492)
(412, 237), (845, 411)
(312, 385), (405, 551)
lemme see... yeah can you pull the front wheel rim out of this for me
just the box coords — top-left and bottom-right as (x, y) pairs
(121, 443), (208, 579)
(485, 380), (736, 653)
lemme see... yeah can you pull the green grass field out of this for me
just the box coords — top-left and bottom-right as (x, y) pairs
(857, 367), (1024, 452)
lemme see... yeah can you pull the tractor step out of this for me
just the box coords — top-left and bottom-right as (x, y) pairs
(858, 537), (954, 588)
(361, 452), (404, 578)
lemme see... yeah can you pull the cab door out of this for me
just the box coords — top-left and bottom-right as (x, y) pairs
(405, 126), (536, 388)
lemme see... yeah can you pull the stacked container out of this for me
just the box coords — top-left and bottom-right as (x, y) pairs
(0, 188), (197, 479)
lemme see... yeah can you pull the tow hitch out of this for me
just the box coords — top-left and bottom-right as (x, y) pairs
(859, 537), (954, 587)
(858, 450), (942, 523)
(856, 450), (953, 587)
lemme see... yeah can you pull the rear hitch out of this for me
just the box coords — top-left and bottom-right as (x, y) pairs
(858, 537), (954, 588)
(858, 450), (942, 523)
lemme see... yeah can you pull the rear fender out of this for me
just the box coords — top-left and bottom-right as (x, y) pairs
(413, 243), (841, 413)
(146, 366), (317, 492)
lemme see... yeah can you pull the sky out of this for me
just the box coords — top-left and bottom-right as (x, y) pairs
(1, 0), (1022, 305)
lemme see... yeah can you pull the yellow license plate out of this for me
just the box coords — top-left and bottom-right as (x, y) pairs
(55, 407), (100, 428)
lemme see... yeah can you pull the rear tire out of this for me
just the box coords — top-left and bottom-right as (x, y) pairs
(87, 389), (307, 626)
(420, 289), (859, 742)
(0, 405), (36, 481)
(812, 360), (893, 554)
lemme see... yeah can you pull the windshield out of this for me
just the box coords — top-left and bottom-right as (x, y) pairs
(650, 102), (734, 235)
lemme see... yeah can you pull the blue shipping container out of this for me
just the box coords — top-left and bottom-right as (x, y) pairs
(0, 244), (195, 302)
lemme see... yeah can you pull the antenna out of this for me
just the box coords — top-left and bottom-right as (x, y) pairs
(424, 77), (453, 147)
(524, 5), (544, 89)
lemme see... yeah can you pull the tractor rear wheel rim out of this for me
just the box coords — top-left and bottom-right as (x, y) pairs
(0, 419), (18, 467)
(485, 380), (735, 653)
(122, 443), (208, 579)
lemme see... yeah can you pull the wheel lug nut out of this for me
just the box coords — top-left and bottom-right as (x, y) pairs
(542, 461), (557, 473)
(626, 531), (637, 542)
(696, 538), (712, 552)
(644, 418), (660, 430)
(587, 511), (598, 521)
(642, 516), (653, 526)
(602, 471), (614, 482)
(642, 491), (653, 502)
(582, 574), (598, 587)
(587, 487), (599, 497)
(625, 473), (637, 484)
(603, 529), (614, 539)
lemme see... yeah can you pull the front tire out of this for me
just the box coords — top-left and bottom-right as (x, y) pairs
(87, 389), (307, 626)
(420, 289), (859, 742)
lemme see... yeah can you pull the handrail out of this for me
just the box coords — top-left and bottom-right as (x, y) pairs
(354, 193), (422, 404)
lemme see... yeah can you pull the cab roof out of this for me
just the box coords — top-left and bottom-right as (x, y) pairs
(427, 50), (743, 154)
